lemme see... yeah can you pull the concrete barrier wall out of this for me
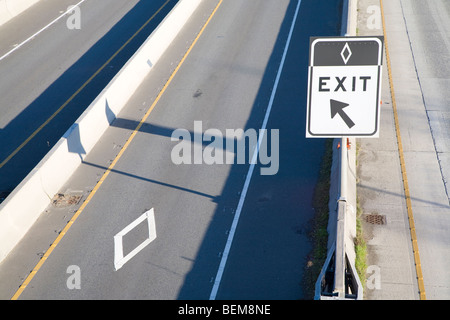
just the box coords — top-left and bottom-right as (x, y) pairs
(340, 0), (358, 284)
(325, 0), (358, 270)
(0, 0), (40, 26)
(315, 0), (361, 300)
(326, 138), (357, 263)
(0, 0), (203, 262)
(344, 137), (357, 264)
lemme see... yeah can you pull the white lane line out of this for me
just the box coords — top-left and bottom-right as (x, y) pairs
(114, 208), (157, 271)
(209, 0), (303, 300)
(0, 0), (88, 62)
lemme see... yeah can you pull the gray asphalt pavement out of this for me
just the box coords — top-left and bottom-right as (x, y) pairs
(357, 0), (450, 299)
(387, 0), (450, 300)
(0, 0), (343, 299)
(0, 0), (177, 195)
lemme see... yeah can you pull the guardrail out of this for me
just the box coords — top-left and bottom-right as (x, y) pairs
(314, 0), (364, 300)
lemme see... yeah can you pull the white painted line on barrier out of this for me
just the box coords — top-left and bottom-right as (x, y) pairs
(0, 0), (88, 62)
(208, 0), (303, 300)
(114, 208), (156, 271)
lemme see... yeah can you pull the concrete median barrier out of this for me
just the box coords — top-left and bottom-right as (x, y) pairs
(0, 0), (203, 263)
(0, 0), (40, 26)
(314, 0), (362, 300)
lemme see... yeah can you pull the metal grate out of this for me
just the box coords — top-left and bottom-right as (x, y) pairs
(364, 214), (386, 225)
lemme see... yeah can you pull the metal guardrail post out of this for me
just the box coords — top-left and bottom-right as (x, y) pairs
(339, 137), (348, 202)
(334, 137), (347, 298)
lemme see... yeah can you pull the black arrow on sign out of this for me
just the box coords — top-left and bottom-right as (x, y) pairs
(330, 99), (355, 129)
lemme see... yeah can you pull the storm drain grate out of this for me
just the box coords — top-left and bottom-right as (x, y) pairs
(364, 214), (386, 225)
(52, 193), (82, 208)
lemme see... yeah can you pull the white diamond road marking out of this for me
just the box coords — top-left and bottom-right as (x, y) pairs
(114, 208), (156, 271)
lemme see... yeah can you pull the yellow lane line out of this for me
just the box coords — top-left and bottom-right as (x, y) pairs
(380, 0), (426, 300)
(0, 0), (172, 170)
(11, 0), (223, 300)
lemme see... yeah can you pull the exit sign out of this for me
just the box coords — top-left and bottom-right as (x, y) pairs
(306, 37), (384, 138)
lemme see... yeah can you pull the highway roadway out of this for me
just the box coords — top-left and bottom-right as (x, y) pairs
(358, 0), (450, 299)
(0, 0), (177, 197)
(0, 0), (343, 299)
(389, 0), (450, 299)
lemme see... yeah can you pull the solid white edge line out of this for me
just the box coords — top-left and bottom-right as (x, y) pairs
(208, 0), (302, 300)
(0, 0), (88, 62)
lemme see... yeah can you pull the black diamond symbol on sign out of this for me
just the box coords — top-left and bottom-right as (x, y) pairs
(340, 42), (352, 64)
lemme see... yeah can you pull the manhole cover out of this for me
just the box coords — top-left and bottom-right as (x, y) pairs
(52, 193), (82, 208)
(364, 214), (386, 225)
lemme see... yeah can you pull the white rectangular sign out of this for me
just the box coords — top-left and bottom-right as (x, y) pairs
(306, 37), (383, 138)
